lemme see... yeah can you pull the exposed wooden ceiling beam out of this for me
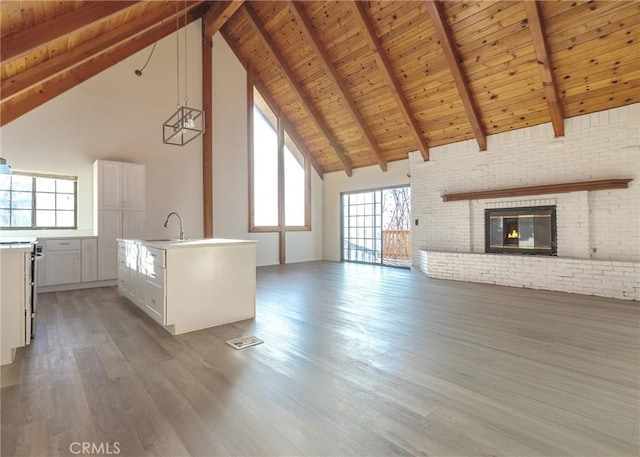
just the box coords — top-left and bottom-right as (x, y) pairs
(0, 6), (207, 127)
(288, 1), (387, 173)
(425, 0), (487, 151)
(350, 1), (430, 162)
(523, 0), (565, 137)
(243, 3), (353, 177)
(1, 1), (205, 103)
(1, 1), (141, 63)
(219, 29), (324, 179)
(203, 0), (244, 37)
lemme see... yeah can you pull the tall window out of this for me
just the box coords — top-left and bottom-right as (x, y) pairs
(250, 86), (310, 232)
(253, 105), (279, 226)
(0, 172), (77, 229)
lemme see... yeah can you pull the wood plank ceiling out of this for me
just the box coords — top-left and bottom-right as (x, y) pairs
(1, 1), (639, 175)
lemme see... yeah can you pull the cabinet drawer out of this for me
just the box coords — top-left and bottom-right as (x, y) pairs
(117, 266), (129, 292)
(118, 242), (127, 256)
(47, 239), (81, 251)
(117, 253), (127, 270)
(143, 285), (165, 324)
(143, 263), (165, 289)
(141, 246), (165, 268)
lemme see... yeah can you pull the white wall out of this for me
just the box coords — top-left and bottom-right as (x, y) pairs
(0, 21), (205, 240)
(410, 104), (640, 263)
(322, 160), (410, 261)
(211, 35), (323, 266)
(286, 169), (323, 263)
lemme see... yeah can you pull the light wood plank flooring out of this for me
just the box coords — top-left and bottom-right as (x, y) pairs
(2, 261), (639, 456)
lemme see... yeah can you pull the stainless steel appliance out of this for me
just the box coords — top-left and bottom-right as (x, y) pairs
(30, 243), (43, 338)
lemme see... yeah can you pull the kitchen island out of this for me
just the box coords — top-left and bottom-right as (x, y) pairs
(117, 238), (257, 335)
(0, 240), (35, 365)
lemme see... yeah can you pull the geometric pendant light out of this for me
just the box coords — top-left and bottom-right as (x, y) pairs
(163, 0), (204, 146)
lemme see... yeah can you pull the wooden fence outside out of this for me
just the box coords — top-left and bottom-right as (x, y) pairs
(382, 230), (412, 260)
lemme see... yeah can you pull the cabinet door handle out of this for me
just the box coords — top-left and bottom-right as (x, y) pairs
(149, 273), (156, 278)
(149, 254), (156, 257)
(59, 242), (70, 246)
(149, 298), (156, 304)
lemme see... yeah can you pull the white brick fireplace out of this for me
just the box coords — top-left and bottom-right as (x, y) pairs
(410, 104), (640, 301)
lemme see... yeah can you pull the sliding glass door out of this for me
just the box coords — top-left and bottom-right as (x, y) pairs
(342, 190), (382, 263)
(342, 186), (412, 267)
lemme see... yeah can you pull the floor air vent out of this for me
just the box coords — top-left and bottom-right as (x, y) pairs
(226, 336), (263, 350)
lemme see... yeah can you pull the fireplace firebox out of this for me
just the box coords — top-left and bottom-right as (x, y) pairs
(485, 206), (556, 255)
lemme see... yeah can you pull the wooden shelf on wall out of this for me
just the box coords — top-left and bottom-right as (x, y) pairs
(441, 178), (633, 202)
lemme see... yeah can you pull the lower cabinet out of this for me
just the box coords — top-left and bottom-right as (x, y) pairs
(46, 240), (81, 286)
(117, 241), (166, 325)
(38, 237), (99, 289)
(142, 261), (165, 323)
(81, 239), (98, 282)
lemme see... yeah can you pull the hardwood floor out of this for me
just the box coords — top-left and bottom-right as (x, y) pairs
(2, 261), (639, 456)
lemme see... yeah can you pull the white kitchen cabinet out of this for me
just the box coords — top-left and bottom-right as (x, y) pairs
(96, 161), (122, 211)
(141, 260), (166, 324)
(94, 160), (145, 212)
(117, 240), (167, 325)
(37, 237), (99, 289)
(122, 211), (145, 239)
(117, 257), (129, 296)
(98, 210), (144, 280)
(81, 238), (98, 282)
(122, 165), (145, 211)
(46, 249), (81, 286)
(97, 211), (121, 280)
(125, 242), (140, 304)
(46, 239), (82, 287)
(117, 241), (147, 310)
(94, 160), (145, 280)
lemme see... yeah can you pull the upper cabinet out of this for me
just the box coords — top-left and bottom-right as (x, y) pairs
(96, 161), (122, 211)
(122, 164), (145, 211)
(94, 160), (145, 212)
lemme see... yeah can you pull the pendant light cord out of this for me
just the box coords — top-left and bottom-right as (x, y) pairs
(175, 1), (180, 108)
(135, 1), (170, 76)
(184, 0), (189, 107)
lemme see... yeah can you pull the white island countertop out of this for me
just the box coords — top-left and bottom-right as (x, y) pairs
(118, 238), (259, 249)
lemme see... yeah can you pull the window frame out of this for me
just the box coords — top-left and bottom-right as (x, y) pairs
(248, 80), (311, 233)
(0, 171), (78, 230)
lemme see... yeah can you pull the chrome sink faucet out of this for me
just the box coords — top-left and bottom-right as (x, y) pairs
(164, 212), (185, 240)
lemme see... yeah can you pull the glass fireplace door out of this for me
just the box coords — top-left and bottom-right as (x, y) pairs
(485, 205), (556, 255)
